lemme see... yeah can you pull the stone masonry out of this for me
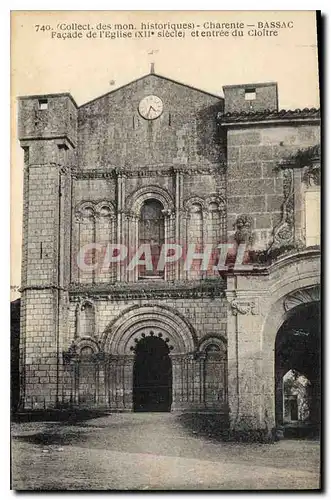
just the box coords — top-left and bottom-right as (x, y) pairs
(18, 70), (320, 431)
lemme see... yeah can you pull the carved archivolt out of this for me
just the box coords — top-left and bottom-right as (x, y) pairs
(75, 200), (116, 220)
(126, 185), (175, 216)
(199, 336), (226, 353)
(75, 336), (100, 354)
(205, 195), (226, 212)
(283, 285), (320, 312)
(184, 196), (206, 213)
(184, 194), (225, 214)
(101, 304), (198, 355)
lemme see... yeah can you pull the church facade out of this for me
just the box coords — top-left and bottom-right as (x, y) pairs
(17, 69), (320, 432)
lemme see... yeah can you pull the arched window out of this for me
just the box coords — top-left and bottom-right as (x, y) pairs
(139, 199), (165, 278)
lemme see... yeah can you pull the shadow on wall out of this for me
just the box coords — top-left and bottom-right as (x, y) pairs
(196, 102), (226, 164)
(11, 299), (20, 413)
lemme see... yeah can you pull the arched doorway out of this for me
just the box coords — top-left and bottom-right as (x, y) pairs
(133, 336), (172, 412)
(275, 301), (320, 436)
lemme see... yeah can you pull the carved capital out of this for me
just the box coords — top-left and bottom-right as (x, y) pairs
(231, 299), (258, 315)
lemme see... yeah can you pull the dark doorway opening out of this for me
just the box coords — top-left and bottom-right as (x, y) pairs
(133, 336), (172, 412)
(275, 301), (321, 437)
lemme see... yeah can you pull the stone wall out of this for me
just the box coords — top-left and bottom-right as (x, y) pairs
(77, 74), (224, 170)
(226, 123), (320, 250)
(68, 296), (227, 345)
(223, 82), (278, 114)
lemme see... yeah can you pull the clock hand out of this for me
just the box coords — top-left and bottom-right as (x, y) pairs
(147, 106), (155, 117)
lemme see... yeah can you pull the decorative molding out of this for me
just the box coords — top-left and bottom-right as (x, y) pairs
(126, 185), (175, 215)
(62, 337), (105, 364)
(271, 168), (294, 248)
(184, 196), (206, 212)
(19, 284), (66, 292)
(198, 335), (227, 352)
(283, 286), (320, 312)
(68, 279), (225, 301)
(128, 330), (175, 353)
(100, 303), (199, 355)
(71, 164), (224, 180)
(205, 194), (226, 211)
(75, 200), (116, 220)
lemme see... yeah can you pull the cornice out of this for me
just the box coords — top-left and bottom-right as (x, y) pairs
(68, 279), (225, 300)
(20, 284), (66, 292)
(71, 164), (225, 179)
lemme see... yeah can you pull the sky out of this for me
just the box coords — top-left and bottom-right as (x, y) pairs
(10, 10), (320, 297)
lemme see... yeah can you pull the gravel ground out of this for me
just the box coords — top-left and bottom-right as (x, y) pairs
(11, 412), (321, 491)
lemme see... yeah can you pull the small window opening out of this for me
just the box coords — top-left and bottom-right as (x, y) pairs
(245, 88), (256, 101)
(38, 99), (48, 110)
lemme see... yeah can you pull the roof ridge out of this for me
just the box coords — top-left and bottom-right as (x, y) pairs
(80, 72), (222, 107)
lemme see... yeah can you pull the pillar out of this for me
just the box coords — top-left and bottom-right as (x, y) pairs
(226, 290), (268, 431)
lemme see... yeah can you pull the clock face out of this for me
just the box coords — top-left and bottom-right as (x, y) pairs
(138, 95), (163, 120)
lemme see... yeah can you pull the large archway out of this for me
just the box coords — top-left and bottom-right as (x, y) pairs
(275, 301), (320, 436)
(101, 304), (198, 411)
(133, 335), (172, 412)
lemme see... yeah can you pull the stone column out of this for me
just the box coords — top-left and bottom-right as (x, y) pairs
(116, 172), (124, 282)
(174, 168), (184, 280)
(97, 356), (107, 406)
(110, 215), (117, 282)
(123, 356), (134, 410)
(107, 357), (117, 409)
(170, 354), (184, 411)
(162, 210), (175, 281)
(199, 353), (206, 406)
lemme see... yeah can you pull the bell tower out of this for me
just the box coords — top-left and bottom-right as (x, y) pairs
(18, 93), (77, 409)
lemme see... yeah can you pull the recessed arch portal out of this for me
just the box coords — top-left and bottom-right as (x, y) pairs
(102, 304), (198, 355)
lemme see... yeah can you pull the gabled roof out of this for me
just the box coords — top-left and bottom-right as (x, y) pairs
(80, 72), (223, 107)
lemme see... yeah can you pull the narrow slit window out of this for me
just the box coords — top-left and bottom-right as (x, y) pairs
(38, 99), (48, 110)
(245, 88), (256, 101)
